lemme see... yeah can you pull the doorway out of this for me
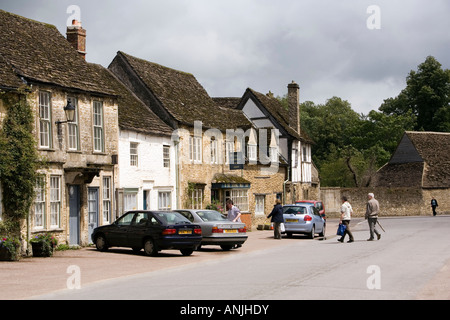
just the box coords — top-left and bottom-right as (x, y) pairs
(69, 185), (80, 245)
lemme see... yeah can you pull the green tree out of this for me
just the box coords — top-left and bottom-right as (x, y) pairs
(380, 56), (450, 131)
(299, 98), (415, 187)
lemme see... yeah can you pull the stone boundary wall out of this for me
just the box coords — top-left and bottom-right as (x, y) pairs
(321, 187), (450, 218)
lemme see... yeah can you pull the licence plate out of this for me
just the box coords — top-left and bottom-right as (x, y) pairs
(224, 229), (238, 233)
(178, 230), (192, 235)
(286, 219), (298, 223)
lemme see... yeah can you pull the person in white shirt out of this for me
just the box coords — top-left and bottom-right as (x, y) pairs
(226, 199), (241, 222)
(338, 196), (354, 243)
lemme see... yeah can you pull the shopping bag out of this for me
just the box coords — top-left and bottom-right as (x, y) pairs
(280, 223), (285, 233)
(336, 223), (346, 236)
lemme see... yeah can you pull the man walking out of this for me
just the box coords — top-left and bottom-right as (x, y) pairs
(267, 199), (284, 239)
(365, 193), (381, 241)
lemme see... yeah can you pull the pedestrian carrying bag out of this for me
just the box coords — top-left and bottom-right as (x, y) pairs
(337, 223), (346, 236)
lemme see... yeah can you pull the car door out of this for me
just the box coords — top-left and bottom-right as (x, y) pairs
(127, 212), (152, 248)
(108, 212), (135, 247)
(310, 207), (323, 232)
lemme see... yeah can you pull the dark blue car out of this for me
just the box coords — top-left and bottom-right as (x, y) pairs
(91, 211), (202, 256)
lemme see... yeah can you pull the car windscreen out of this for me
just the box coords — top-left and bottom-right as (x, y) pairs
(283, 206), (307, 215)
(196, 210), (228, 222)
(154, 212), (191, 225)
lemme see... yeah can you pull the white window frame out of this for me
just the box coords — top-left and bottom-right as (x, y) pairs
(93, 101), (104, 152)
(210, 139), (218, 164)
(190, 188), (203, 210)
(225, 140), (234, 164)
(124, 192), (138, 212)
(248, 144), (257, 162)
(255, 195), (265, 216)
(49, 175), (61, 228)
(34, 176), (46, 229)
(130, 142), (138, 167)
(67, 97), (79, 151)
(163, 145), (170, 168)
(229, 189), (249, 212)
(103, 177), (111, 224)
(158, 191), (172, 211)
(189, 135), (202, 163)
(39, 91), (51, 149)
(293, 148), (298, 168)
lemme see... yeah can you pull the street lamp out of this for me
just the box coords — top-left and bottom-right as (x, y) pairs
(55, 99), (76, 124)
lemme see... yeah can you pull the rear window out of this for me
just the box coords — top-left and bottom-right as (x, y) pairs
(197, 210), (227, 222)
(155, 212), (191, 225)
(283, 206), (307, 215)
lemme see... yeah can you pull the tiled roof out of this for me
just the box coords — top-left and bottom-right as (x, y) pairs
(215, 89), (313, 143)
(0, 54), (24, 89)
(406, 131), (450, 188)
(115, 51), (252, 131)
(0, 10), (115, 96)
(89, 63), (173, 136)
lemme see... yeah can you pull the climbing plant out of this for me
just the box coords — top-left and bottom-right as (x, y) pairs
(0, 92), (40, 231)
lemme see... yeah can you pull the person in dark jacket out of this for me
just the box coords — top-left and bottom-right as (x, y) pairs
(431, 197), (438, 216)
(267, 199), (284, 239)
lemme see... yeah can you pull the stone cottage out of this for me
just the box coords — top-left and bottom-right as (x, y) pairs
(0, 10), (119, 247)
(108, 52), (297, 227)
(372, 131), (450, 215)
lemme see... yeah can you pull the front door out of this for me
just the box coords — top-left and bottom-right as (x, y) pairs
(88, 187), (99, 244)
(69, 185), (80, 246)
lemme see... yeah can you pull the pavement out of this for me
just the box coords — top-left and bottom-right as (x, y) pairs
(2, 218), (449, 300)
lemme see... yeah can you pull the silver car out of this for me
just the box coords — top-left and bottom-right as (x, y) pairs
(282, 204), (326, 238)
(175, 209), (248, 250)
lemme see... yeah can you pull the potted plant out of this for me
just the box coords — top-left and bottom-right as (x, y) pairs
(0, 236), (21, 261)
(30, 233), (57, 257)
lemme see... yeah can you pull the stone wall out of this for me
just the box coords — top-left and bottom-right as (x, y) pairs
(321, 187), (449, 218)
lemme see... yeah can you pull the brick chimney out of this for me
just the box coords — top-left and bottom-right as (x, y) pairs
(287, 81), (300, 135)
(66, 20), (86, 59)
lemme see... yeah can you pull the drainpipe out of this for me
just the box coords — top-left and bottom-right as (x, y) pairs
(283, 166), (290, 205)
(174, 140), (180, 209)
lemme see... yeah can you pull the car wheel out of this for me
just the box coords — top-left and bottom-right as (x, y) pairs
(319, 224), (326, 237)
(180, 249), (194, 256)
(308, 226), (315, 239)
(95, 235), (108, 252)
(143, 238), (158, 256)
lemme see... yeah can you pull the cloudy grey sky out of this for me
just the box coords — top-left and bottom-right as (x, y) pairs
(2, 0), (449, 114)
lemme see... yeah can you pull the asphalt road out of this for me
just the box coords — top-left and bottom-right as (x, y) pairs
(24, 215), (450, 301)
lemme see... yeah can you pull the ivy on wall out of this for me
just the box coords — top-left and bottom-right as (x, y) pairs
(0, 92), (40, 234)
